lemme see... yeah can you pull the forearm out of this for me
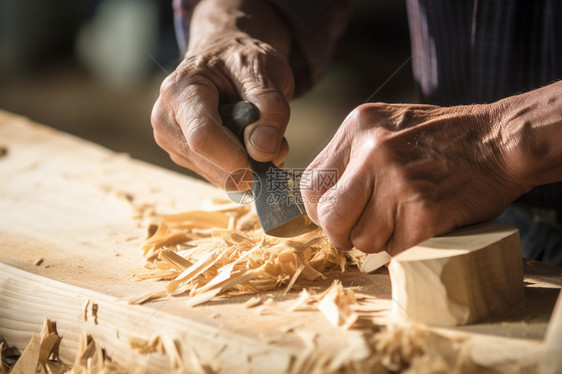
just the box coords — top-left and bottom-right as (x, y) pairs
(177, 0), (352, 96)
(494, 81), (562, 189)
(188, 0), (291, 58)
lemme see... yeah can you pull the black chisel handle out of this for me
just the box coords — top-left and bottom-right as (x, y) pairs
(219, 101), (260, 143)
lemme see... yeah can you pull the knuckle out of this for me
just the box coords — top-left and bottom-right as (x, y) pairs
(150, 100), (167, 131)
(159, 74), (180, 99)
(251, 91), (290, 121)
(344, 103), (398, 135)
(354, 103), (375, 122)
(359, 131), (395, 166)
(350, 226), (385, 254)
(160, 61), (213, 100)
(339, 106), (375, 139)
(169, 153), (189, 169)
(349, 103), (383, 124)
(350, 233), (375, 253)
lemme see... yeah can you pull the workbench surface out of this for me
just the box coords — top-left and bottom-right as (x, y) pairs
(1, 110), (561, 373)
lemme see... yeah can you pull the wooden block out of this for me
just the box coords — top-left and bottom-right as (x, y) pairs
(389, 223), (524, 327)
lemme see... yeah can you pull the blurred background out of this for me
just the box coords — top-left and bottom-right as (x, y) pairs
(0, 0), (414, 179)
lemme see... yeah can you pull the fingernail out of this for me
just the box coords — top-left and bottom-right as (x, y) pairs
(249, 125), (279, 155)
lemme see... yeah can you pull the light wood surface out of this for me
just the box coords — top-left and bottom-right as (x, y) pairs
(542, 292), (562, 373)
(1, 110), (561, 372)
(389, 224), (524, 326)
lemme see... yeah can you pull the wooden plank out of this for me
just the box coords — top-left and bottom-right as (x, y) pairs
(0, 262), (297, 373)
(389, 224), (524, 326)
(1, 110), (561, 372)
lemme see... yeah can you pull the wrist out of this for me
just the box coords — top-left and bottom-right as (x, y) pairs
(492, 81), (562, 189)
(188, 0), (291, 58)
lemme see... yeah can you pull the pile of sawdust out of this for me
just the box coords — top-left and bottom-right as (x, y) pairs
(131, 201), (388, 307)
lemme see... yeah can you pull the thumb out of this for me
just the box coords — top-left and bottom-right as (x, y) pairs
(241, 89), (290, 162)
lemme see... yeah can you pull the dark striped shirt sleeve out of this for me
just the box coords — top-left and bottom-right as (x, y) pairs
(407, 0), (562, 215)
(172, 0), (199, 56)
(266, 0), (352, 95)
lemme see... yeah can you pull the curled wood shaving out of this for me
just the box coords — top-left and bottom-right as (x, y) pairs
(289, 283), (383, 330)
(348, 250), (391, 273)
(288, 281), (359, 328)
(132, 202), (355, 306)
(317, 281), (358, 328)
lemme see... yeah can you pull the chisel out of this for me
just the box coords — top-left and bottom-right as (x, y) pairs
(219, 101), (317, 237)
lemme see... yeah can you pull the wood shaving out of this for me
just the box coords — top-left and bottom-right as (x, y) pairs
(288, 281), (359, 328)
(349, 250), (391, 273)
(146, 223), (159, 238)
(371, 326), (427, 371)
(0, 316), (509, 373)
(160, 337), (185, 373)
(128, 336), (165, 355)
(286, 324), (466, 374)
(0, 337), (20, 373)
(243, 295), (266, 309)
(8, 318), (66, 374)
(132, 202), (358, 306)
(295, 331), (318, 349)
(288, 283), (382, 330)
(82, 299), (90, 322)
(33, 258), (44, 266)
(279, 322), (304, 334)
(288, 289), (315, 312)
(317, 280), (358, 328)
(362, 324), (464, 373)
(2, 319), (204, 373)
(70, 332), (127, 373)
(91, 303), (99, 325)
(1, 318), (131, 373)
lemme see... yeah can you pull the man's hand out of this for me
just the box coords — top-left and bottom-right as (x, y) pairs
(151, 0), (293, 189)
(302, 102), (532, 255)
